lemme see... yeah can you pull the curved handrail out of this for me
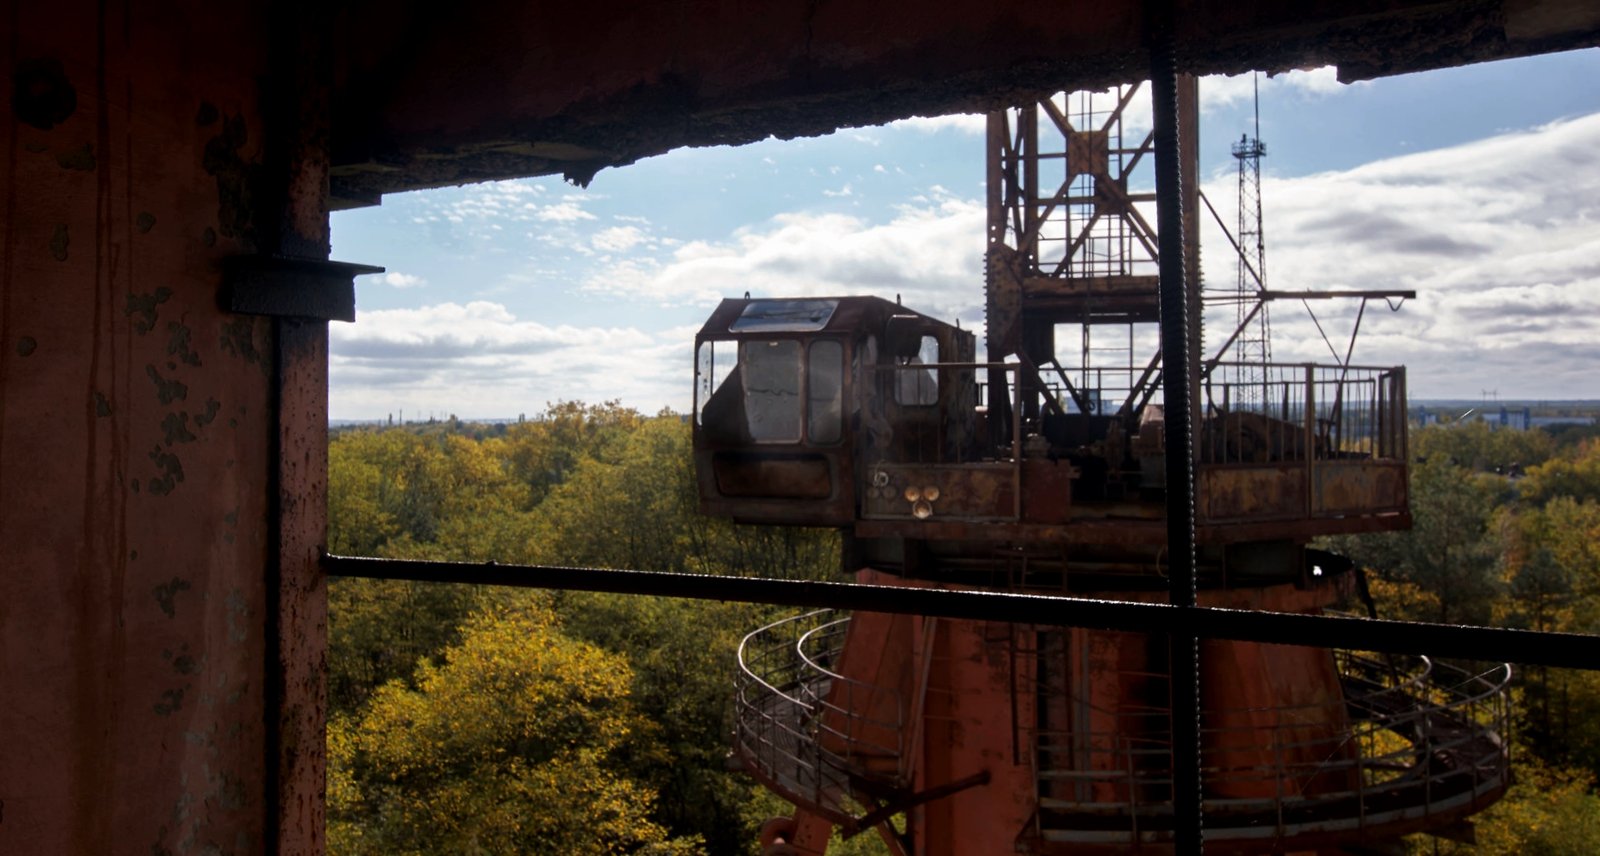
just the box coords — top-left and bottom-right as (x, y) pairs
(733, 610), (1512, 850)
(733, 610), (906, 824)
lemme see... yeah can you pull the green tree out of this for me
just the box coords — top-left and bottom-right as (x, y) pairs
(328, 577), (494, 714)
(1413, 420), (1554, 474)
(1518, 440), (1600, 508)
(1414, 751), (1600, 855)
(557, 593), (772, 854)
(329, 603), (700, 855)
(502, 400), (646, 507)
(1330, 455), (1504, 624)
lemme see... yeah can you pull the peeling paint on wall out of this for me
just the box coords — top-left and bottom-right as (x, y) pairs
(218, 317), (269, 376)
(165, 321), (200, 367)
(152, 577), (192, 618)
(146, 446), (185, 496)
(125, 287), (172, 334)
(160, 412), (196, 446)
(55, 143), (95, 171)
(145, 364), (188, 404)
(201, 114), (259, 243)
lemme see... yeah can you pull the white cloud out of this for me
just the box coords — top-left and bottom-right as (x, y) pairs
(330, 301), (683, 418)
(537, 201), (597, 222)
(333, 109), (1600, 418)
(887, 113), (987, 135)
(592, 225), (647, 252)
(369, 271), (426, 289)
(1199, 112), (1600, 397)
(578, 190), (986, 326)
(1201, 66), (1357, 113)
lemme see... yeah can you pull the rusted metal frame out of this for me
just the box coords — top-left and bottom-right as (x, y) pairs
(1118, 129), (1157, 180)
(1049, 180), (1160, 279)
(321, 555), (1600, 671)
(1201, 300), (1267, 378)
(1300, 298), (1348, 365)
(1022, 108), (1041, 264)
(223, 256), (380, 322)
(1116, 317), (1165, 415)
(1055, 209), (1107, 274)
(842, 770), (992, 839)
(1327, 299), (1371, 451)
(872, 822), (911, 856)
(901, 617), (938, 784)
(1014, 369), (1025, 519)
(1199, 188), (1264, 291)
(1304, 364), (1317, 517)
(1148, 19), (1203, 850)
(1009, 118), (1028, 247)
(1102, 179), (1163, 261)
(257, 7), (340, 855)
(1018, 178), (1073, 257)
(988, 114), (1021, 451)
(1048, 90), (1153, 277)
(988, 109), (1026, 248)
(1041, 356), (1095, 415)
(1017, 353), (1072, 419)
(1103, 81), (1144, 134)
(1039, 95), (1077, 138)
(1034, 191), (1099, 206)
(1399, 369), (1410, 462)
(1261, 289), (1416, 301)
(987, 113), (1007, 246)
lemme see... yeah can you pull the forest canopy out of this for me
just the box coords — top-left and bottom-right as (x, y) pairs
(327, 405), (1600, 854)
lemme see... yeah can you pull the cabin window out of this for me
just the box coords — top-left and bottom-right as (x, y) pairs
(807, 340), (844, 444)
(695, 339), (737, 426)
(742, 340), (803, 442)
(729, 298), (839, 332)
(895, 334), (940, 406)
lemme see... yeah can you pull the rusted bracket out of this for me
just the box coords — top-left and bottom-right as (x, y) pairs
(223, 254), (382, 322)
(840, 769), (992, 839)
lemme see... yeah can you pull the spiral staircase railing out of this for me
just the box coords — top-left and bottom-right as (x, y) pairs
(733, 609), (1512, 851)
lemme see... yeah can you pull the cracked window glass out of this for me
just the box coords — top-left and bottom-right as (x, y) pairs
(742, 340), (802, 442)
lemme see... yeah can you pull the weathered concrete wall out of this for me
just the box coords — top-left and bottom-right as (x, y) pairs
(0, 3), (277, 853)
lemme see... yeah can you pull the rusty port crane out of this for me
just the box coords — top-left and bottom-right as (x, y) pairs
(693, 79), (1511, 855)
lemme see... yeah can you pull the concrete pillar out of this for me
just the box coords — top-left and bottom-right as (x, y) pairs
(0, 2), (306, 853)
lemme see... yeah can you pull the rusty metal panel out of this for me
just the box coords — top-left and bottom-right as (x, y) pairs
(1020, 459), (1076, 524)
(1197, 464), (1306, 523)
(1312, 460), (1408, 515)
(712, 452), (834, 499)
(863, 463), (1016, 522)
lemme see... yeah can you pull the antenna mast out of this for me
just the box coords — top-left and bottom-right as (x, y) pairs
(1231, 73), (1271, 399)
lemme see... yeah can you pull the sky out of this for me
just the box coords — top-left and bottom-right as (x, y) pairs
(330, 49), (1600, 421)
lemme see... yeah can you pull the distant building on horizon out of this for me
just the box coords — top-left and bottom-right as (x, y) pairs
(1414, 404), (1597, 431)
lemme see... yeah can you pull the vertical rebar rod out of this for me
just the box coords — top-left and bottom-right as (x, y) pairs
(1147, 8), (1204, 852)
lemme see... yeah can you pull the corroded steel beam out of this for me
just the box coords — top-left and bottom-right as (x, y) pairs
(324, 554), (1600, 671)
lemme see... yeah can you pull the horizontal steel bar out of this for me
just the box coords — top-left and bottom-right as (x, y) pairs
(1260, 289), (1417, 301)
(322, 554), (1600, 671)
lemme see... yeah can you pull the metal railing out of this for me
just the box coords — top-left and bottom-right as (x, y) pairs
(1033, 652), (1511, 848)
(734, 610), (1509, 850)
(1200, 363), (1407, 465)
(733, 610), (907, 825)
